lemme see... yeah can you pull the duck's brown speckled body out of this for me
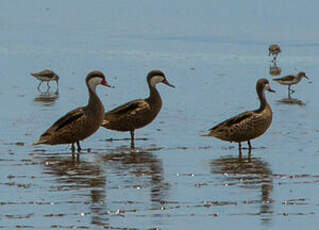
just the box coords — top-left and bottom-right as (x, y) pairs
(102, 70), (175, 149)
(202, 79), (275, 150)
(33, 71), (112, 152)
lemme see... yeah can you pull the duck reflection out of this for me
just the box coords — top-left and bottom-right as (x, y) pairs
(42, 154), (109, 228)
(101, 147), (168, 209)
(269, 63), (281, 76)
(210, 153), (273, 226)
(34, 88), (59, 106)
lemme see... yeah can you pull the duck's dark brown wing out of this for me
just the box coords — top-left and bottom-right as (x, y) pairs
(105, 99), (150, 117)
(209, 111), (253, 131)
(102, 100), (150, 129)
(41, 108), (85, 137)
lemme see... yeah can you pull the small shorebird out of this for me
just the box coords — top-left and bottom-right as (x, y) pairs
(30, 69), (59, 90)
(273, 72), (309, 94)
(33, 71), (112, 153)
(102, 70), (175, 149)
(268, 44), (281, 62)
(201, 79), (275, 151)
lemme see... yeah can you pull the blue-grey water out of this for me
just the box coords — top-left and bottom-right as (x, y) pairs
(1, 1), (319, 229)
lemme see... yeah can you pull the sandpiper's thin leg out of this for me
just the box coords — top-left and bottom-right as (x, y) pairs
(71, 143), (75, 153)
(47, 81), (51, 88)
(76, 141), (81, 152)
(288, 85), (295, 93)
(288, 87), (291, 98)
(37, 81), (43, 90)
(130, 130), (135, 149)
(248, 140), (252, 149)
(238, 142), (242, 149)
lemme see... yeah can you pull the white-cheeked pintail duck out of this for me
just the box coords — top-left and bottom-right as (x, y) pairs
(32, 71), (112, 152)
(101, 70), (175, 149)
(201, 78), (275, 150)
(273, 72), (309, 93)
(30, 69), (59, 90)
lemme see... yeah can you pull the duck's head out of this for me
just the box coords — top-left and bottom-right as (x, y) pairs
(257, 78), (275, 93)
(86, 71), (112, 89)
(298, 72), (309, 79)
(147, 70), (175, 88)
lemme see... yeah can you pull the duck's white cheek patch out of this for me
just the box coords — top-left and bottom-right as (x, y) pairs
(150, 76), (164, 87)
(88, 78), (102, 90)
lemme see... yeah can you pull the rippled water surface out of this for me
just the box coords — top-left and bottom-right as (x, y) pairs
(1, 1), (319, 229)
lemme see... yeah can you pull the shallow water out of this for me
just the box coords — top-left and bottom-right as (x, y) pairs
(1, 1), (319, 229)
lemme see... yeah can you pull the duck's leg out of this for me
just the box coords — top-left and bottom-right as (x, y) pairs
(248, 148), (252, 160)
(76, 141), (82, 152)
(71, 143), (75, 153)
(130, 130), (135, 149)
(238, 147), (242, 159)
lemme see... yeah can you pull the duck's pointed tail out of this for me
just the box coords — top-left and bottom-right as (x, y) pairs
(199, 132), (211, 137)
(32, 139), (47, 146)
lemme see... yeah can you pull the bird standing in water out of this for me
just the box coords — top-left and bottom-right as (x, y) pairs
(201, 79), (275, 153)
(273, 72), (309, 96)
(30, 69), (59, 90)
(102, 70), (175, 149)
(33, 71), (112, 153)
(268, 44), (281, 63)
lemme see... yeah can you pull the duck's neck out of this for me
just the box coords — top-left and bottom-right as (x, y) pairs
(147, 84), (162, 107)
(256, 88), (269, 112)
(87, 84), (104, 113)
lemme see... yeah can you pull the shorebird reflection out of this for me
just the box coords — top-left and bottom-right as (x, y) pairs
(34, 88), (59, 106)
(269, 63), (282, 77)
(277, 97), (305, 106)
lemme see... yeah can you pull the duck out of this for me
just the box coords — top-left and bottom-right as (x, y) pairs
(30, 69), (59, 90)
(32, 71), (112, 153)
(268, 44), (281, 62)
(101, 70), (175, 149)
(201, 78), (275, 150)
(273, 72), (309, 94)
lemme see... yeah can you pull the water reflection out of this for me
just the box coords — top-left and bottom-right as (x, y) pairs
(277, 97), (305, 106)
(34, 88), (59, 106)
(42, 154), (109, 228)
(101, 147), (169, 209)
(210, 153), (273, 226)
(269, 63), (282, 76)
